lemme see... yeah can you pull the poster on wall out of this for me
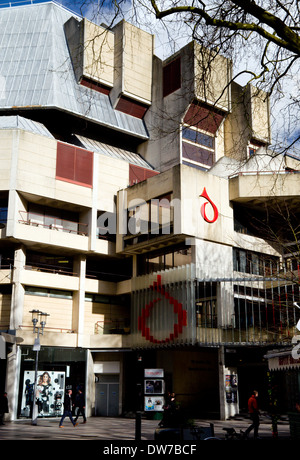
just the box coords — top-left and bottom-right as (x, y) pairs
(20, 370), (65, 418)
(225, 374), (238, 404)
(144, 369), (165, 411)
(144, 396), (165, 412)
(145, 379), (165, 395)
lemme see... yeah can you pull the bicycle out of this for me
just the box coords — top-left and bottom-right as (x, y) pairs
(222, 427), (246, 440)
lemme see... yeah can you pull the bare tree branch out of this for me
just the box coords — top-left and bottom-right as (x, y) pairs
(149, 0), (300, 55)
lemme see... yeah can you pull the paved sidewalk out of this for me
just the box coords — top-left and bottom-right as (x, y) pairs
(0, 415), (291, 441)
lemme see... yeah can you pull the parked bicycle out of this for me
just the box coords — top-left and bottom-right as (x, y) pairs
(222, 427), (246, 440)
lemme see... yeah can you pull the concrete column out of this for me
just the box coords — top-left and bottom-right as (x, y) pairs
(90, 149), (99, 252)
(85, 349), (94, 417)
(73, 255), (86, 347)
(10, 245), (26, 331)
(5, 344), (21, 421)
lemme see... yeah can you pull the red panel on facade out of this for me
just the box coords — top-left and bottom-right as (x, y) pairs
(56, 142), (93, 187)
(56, 142), (75, 181)
(184, 102), (224, 134)
(116, 96), (148, 118)
(129, 164), (159, 185)
(74, 147), (93, 186)
(80, 77), (111, 95)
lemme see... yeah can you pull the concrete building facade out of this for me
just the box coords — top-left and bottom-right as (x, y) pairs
(0, 1), (299, 421)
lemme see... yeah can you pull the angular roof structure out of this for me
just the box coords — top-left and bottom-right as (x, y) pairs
(0, 114), (54, 138)
(0, 1), (148, 139)
(75, 135), (155, 169)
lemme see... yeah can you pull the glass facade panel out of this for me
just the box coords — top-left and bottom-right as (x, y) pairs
(132, 264), (300, 348)
(131, 266), (196, 347)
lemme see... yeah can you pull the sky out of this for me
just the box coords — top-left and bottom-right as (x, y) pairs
(0, 0), (299, 155)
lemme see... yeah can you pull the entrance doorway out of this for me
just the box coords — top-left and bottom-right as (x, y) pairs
(95, 375), (119, 416)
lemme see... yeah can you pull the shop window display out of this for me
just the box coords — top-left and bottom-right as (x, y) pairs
(20, 370), (65, 418)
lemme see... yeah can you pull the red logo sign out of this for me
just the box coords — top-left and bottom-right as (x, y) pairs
(138, 275), (187, 344)
(200, 187), (219, 223)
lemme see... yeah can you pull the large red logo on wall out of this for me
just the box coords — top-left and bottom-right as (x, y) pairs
(200, 187), (219, 223)
(138, 275), (187, 344)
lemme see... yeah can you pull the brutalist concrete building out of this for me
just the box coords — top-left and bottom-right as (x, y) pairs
(0, 1), (299, 421)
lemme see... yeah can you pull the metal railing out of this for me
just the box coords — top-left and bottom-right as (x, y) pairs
(229, 169), (300, 179)
(95, 320), (130, 335)
(24, 263), (77, 277)
(19, 324), (75, 333)
(18, 211), (88, 236)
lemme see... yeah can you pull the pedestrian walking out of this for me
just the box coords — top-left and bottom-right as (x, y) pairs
(243, 390), (260, 439)
(0, 392), (8, 425)
(59, 389), (78, 428)
(74, 388), (86, 424)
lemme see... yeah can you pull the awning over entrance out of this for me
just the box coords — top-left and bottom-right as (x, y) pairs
(266, 350), (300, 371)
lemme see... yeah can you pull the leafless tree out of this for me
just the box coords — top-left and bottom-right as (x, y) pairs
(75, 0), (300, 155)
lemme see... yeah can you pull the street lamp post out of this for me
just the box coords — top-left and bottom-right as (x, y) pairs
(29, 309), (49, 426)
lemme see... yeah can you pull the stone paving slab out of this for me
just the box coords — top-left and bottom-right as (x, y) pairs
(0, 416), (291, 441)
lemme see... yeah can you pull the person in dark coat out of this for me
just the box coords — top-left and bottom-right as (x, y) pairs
(0, 392), (8, 425)
(74, 388), (86, 424)
(59, 389), (78, 428)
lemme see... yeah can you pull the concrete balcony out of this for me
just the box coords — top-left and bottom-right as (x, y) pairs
(21, 267), (80, 291)
(229, 170), (300, 205)
(15, 211), (89, 252)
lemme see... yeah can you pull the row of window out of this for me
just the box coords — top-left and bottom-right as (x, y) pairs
(24, 286), (127, 304)
(137, 245), (192, 275)
(233, 247), (279, 276)
(182, 125), (215, 168)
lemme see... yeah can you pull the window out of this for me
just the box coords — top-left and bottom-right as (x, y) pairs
(86, 256), (132, 282)
(0, 207), (7, 224)
(182, 125), (215, 167)
(85, 293), (128, 305)
(26, 251), (74, 275)
(0, 252), (14, 268)
(182, 127), (214, 149)
(181, 101), (225, 169)
(26, 203), (85, 235)
(248, 139), (264, 158)
(163, 57), (181, 97)
(97, 211), (116, 242)
(137, 245), (192, 275)
(25, 286), (73, 299)
(196, 282), (217, 328)
(125, 193), (174, 247)
(56, 142), (93, 187)
(233, 247), (279, 276)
